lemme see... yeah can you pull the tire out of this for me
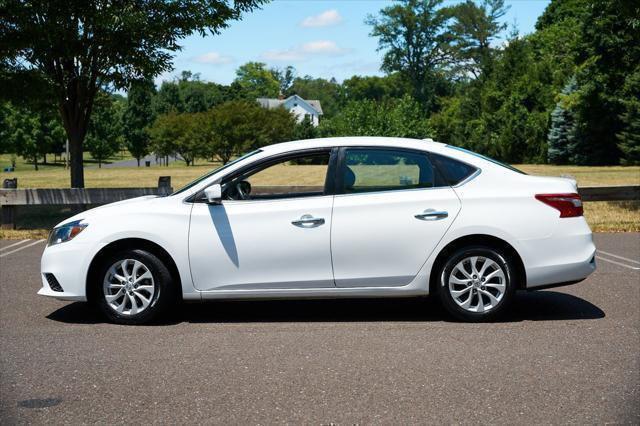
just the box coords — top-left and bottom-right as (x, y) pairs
(94, 249), (177, 325)
(437, 245), (516, 322)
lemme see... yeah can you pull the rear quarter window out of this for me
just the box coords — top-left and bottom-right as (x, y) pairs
(429, 153), (478, 186)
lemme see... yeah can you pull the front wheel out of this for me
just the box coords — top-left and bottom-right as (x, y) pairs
(95, 249), (177, 325)
(437, 246), (516, 322)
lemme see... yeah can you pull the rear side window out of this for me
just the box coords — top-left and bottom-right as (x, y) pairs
(429, 153), (478, 186)
(341, 148), (437, 194)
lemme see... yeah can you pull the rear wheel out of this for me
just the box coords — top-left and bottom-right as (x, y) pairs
(95, 249), (177, 325)
(437, 246), (515, 322)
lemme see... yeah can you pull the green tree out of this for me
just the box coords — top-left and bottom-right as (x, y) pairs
(341, 74), (411, 102)
(430, 33), (554, 163)
(367, 0), (451, 109)
(548, 78), (578, 164)
(41, 115), (66, 164)
(153, 71), (228, 115)
(149, 112), (206, 166)
(319, 95), (431, 139)
(535, 0), (589, 31)
(204, 101), (296, 164)
(271, 66), (296, 95)
(1, 104), (42, 169)
(124, 78), (157, 166)
(447, 0), (509, 78)
(570, 0), (640, 165)
(85, 93), (124, 168)
(617, 67), (640, 165)
(1, 0), (266, 187)
(294, 116), (317, 141)
(234, 62), (280, 100)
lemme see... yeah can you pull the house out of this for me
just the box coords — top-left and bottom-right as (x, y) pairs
(256, 95), (323, 126)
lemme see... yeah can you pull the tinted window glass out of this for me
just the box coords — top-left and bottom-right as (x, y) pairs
(342, 149), (436, 193)
(429, 153), (478, 186)
(224, 152), (330, 200)
(173, 150), (261, 195)
(445, 145), (525, 174)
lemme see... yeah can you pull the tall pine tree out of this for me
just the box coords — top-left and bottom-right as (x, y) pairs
(548, 77), (578, 164)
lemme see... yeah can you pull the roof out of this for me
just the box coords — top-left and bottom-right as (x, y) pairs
(258, 136), (492, 174)
(256, 95), (323, 115)
(261, 136), (447, 155)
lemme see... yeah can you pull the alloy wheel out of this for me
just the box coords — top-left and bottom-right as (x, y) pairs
(448, 256), (506, 313)
(103, 259), (156, 316)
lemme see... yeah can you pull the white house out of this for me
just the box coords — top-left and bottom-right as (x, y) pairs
(256, 95), (323, 126)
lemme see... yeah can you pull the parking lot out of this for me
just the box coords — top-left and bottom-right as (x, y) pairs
(0, 233), (638, 424)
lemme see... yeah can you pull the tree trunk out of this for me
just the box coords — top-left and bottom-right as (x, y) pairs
(98, 158), (102, 168)
(68, 132), (85, 188)
(137, 157), (140, 167)
(34, 155), (38, 171)
(58, 79), (96, 188)
(43, 153), (47, 164)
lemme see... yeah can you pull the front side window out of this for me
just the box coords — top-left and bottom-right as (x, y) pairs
(340, 148), (436, 194)
(173, 150), (261, 196)
(223, 151), (330, 200)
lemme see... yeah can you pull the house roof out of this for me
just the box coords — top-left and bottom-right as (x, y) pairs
(256, 95), (323, 115)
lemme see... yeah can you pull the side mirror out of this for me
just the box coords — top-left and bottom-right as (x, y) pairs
(204, 184), (222, 204)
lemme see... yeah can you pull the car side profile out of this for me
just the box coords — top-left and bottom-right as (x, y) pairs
(39, 137), (596, 324)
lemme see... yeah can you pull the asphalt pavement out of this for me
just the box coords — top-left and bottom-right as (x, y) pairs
(0, 233), (638, 424)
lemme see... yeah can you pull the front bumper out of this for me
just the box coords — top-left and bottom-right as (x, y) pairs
(38, 241), (97, 302)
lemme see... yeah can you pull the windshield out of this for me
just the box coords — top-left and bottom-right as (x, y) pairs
(446, 145), (526, 174)
(171, 150), (262, 195)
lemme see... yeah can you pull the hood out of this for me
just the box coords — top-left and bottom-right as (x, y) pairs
(54, 195), (160, 228)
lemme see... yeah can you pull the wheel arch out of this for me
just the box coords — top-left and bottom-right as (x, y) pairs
(429, 234), (526, 294)
(86, 238), (183, 302)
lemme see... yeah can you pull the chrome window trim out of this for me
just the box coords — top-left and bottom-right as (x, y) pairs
(452, 168), (482, 188)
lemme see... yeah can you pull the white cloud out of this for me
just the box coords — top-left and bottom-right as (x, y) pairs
(300, 40), (347, 54)
(262, 40), (350, 62)
(191, 52), (234, 65)
(262, 50), (305, 62)
(300, 9), (342, 28)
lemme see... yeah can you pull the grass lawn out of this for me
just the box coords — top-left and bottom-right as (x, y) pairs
(0, 154), (638, 238)
(515, 164), (640, 186)
(0, 151), (137, 173)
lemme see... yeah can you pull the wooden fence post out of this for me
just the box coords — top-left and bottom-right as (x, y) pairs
(158, 176), (171, 195)
(1, 178), (17, 229)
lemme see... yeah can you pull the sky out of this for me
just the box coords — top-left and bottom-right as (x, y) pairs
(161, 0), (551, 86)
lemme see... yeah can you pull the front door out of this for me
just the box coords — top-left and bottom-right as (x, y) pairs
(330, 147), (461, 287)
(189, 150), (336, 291)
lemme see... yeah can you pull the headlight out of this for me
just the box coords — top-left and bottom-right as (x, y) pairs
(47, 220), (88, 246)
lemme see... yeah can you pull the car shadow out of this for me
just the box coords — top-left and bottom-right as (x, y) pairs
(47, 290), (605, 325)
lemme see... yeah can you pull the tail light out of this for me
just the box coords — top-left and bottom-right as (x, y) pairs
(535, 193), (583, 218)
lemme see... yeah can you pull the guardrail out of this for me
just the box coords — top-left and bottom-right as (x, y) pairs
(578, 185), (639, 202)
(0, 177), (172, 229)
(0, 180), (637, 230)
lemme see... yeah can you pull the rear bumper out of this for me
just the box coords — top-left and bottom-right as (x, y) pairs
(526, 255), (596, 290)
(522, 218), (597, 289)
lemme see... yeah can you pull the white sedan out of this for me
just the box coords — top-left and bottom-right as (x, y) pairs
(39, 137), (596, 324)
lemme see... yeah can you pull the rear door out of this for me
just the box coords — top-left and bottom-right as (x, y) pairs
(330, 147), (462, 287)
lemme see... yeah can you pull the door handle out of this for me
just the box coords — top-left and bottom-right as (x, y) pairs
(415, 209), (448, 221)
(292, 214), (325, 228)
